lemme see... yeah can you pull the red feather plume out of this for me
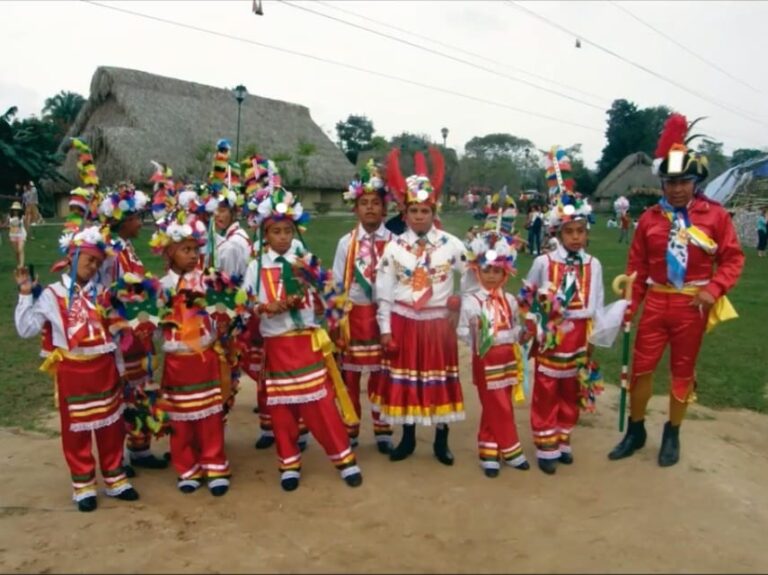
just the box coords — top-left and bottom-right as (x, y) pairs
(413, 151), (428, 177)
(427, 146), (445, 194)
(385, 148), (407, 203)
(654, 113), (688, 159)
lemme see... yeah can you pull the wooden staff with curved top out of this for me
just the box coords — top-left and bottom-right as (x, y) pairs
(612, 271), (637, 432)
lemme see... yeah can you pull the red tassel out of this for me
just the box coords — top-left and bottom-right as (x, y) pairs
(50, 258), (71, 273)
(386, 148), (407, 204)
(654, 113), (688, 159)
(413, 151), (428, 177)
(428, 146), (445, 194)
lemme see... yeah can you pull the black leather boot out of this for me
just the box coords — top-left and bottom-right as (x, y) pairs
(537, 458), (557, 475)
(658, 422), (680, 467)
(254, 434), (275, 449)
(608, 418), (647, 461)
(389, 424), (416, 461)
(433, 425), (454, 466)
(77, 496), (98, 512)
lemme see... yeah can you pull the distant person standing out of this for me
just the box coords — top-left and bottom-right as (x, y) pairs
(618, 211), (631, 243)
(526, 205), (542, 256)
(23, 181), (43, 232)
(758, 207), (767, 257)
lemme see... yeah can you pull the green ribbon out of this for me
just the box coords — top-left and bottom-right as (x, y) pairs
(276, 255), (304, 328)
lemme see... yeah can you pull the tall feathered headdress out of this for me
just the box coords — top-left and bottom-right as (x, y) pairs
(385, 146), (445, 207)
(71, 138), (99, 189)
(652, 113), (709, 181)
(544, 146), (574, 198)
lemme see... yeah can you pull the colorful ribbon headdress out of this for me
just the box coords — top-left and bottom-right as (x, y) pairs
(343, 158), (387, 204)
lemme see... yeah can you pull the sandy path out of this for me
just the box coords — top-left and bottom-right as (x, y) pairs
(1, 346), (767, 573)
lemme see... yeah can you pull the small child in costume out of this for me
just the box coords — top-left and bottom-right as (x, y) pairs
(150, 209), (231, 496)
(458, 230), (531, 478)
(14, 226), (139, 512)
(525, 196), (605, 475)
(243, 186), (362, 492)
(332, 160), (394, 452)
(7, 201), (26, 269)
(99, 183), (169, 474)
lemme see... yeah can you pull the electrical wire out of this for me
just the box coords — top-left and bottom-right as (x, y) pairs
(81, 0), (603, 133)
(277, 0), (605, 112)
(504, 0), (768, 128)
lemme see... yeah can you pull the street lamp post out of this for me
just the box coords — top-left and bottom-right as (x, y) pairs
(441, 127), (449, 148)
(233, 84), (248, 160)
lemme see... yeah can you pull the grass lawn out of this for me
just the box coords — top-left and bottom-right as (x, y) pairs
(2, 210), (766, 429)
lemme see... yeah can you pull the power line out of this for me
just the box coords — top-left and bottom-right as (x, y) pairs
(608, 1), (763, 95)
(81, 0), (603, 134)
(277, 0), (605, 112)
(314, 0), (608, 105)
(504, 0), (768, 129)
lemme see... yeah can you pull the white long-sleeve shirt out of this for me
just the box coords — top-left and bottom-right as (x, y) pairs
(215, 223), (251, 278)
(375, 226), (467, 334)
(457, 289), (522, 347)
(525, 245), (604, 319)
(332, 223), (392, 305)
(15, 274), (116, 356)
(243, 248), (321, 338)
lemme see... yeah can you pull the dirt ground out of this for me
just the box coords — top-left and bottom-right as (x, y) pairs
(1, 345), (768, 574)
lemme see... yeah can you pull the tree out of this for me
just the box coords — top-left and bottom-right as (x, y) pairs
(43, 90), (85, 142)
(730, 148), (766, 167)
(295, 140), (316, 186)
(335, 114), (374, 164)
(597, 99), (671, 180)
(696, 138), (728, 182)
(464, 133), (534, 163)
(0, 106), (66, 208)
(566, 144), (598, 196)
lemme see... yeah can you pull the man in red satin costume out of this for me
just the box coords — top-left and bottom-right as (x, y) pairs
(608, 113), (744, 467)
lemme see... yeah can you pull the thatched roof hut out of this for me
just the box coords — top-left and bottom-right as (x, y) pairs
(47, 66), (354, 214)
(593, 152), (661, 210)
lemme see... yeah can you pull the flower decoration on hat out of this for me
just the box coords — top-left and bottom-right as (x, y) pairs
(343, 158), (387, 204)
(385, 146), (445, 208)
(149, 207), (208, 255)
(243, 155), (284, 228)
(547, 195), (593, 229)
(99, 182), (148, 224)
(651, 113), (709, 182)
(205, 139), (243, 213)
(71, 138), (99, 189)
(465, 230), (518, 275)
(253, 186), (309, 230)
(483, 185), (517, 234)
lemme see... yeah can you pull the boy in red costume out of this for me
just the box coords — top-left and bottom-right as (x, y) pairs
(332, 160), (394, 452)
(15, 226), (139, 512)
(608, 114), (744, 467)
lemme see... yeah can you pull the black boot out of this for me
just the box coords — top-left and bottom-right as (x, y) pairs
(537, 458), (557, 475)
(658, 422), (681, 467)
(131, 453), (169, 469)
(559, 452), (574, 465)
(114, 487), (140, 501)
(389, 424), (416, 461)
(254, 434), (275, 449)
(608, 418), (647, 461)
(433, 425), (454, 466)
(77, 496), (98, 512)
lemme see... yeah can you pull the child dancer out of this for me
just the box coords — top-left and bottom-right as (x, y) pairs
(459, 230), (531, 477)
(332, 161), (394, 452)
(243, 187), (362, 491)
(14, 226), (138, 512)
(150, 210), (231, 496)
(99, 183), (168, 473)
(526, 196), (605, 475)
(376, 147), (467, 465)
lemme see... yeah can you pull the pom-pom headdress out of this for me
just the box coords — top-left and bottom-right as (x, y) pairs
(484, 185), (517, 234)
(652, 113), (709, 182)
(150, 161), (176, 220)
(253, 186), (309, 230)
(465, 230), (517, 275)
(99, 182), (148, 225)
(386, 146), (445, 207)
(243, 155), (284, 228)
(149, 208), (208, 255)
(343, 158), (387, 204)
(205, 139), (243, 213)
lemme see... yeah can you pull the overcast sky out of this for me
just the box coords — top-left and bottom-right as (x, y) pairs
(2, 0), (766, 168)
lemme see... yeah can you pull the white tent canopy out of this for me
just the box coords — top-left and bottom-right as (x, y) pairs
(704, 155), (768, 206)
